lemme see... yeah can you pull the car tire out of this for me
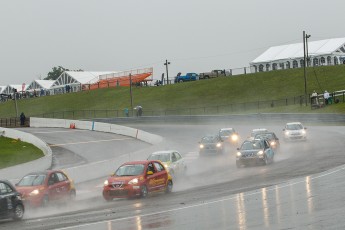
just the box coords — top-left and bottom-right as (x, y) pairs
(12, 204), (24, 220)
(165, 180), (173, 194)
(179, 79), (183, 83)
(141, 185), (148, 198)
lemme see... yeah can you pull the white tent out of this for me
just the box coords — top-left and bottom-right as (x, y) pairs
(2, 84), (26, 95)
(50, 71), (118, 94)
(0, 86), (5, 94)
(250, 38), (345, 72)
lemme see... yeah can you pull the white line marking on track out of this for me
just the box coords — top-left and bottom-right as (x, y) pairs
(57, 165), (345, 230)
(32, 130), (88, 134)
(49, 138), (133, 147)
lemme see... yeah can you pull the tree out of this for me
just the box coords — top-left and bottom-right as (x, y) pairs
(44, 66), (69, 80)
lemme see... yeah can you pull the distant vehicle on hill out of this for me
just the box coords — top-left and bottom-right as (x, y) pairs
(199, 69), (229, 79)
(174, 73), (199, 83)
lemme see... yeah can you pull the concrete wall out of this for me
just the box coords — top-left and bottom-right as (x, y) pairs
(0, 127), (52, 181)
(30, 118), (162, 145)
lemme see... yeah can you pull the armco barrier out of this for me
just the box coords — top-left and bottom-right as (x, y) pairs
(29, 118), (164, 183)
(0, 127), (52, 181)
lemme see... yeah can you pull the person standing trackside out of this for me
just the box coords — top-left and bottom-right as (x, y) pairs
(20, 112), (26, 126)
(324, 90), (330, 105)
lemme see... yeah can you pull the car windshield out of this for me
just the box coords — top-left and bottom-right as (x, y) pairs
(115, 164), (145, 176)
(17, 174), (46, 186)
(148, 153), (170, 162)
(201, 136), (218, 143)
(241, 140), (263, 150)
(286, 124), (303, 130)
(220, 129), (234, 136)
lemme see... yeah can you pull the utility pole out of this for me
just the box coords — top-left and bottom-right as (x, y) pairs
(164, 59), (170, 85)
(303, 31), (308, 106)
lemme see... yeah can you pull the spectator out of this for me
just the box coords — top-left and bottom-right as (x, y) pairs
(324, 90), (330, 105)
(311, 90), (318, 105)
(124, 108), (129, 117)
(20, 112), (26, 126)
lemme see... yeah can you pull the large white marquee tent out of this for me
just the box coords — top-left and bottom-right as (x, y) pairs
(250, 38), (345, 72)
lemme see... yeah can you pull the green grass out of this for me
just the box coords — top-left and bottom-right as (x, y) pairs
(1, 65), (345, 118)
(0, 136), (44, 169)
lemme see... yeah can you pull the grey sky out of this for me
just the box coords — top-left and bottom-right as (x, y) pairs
(0, 0), (344, 85)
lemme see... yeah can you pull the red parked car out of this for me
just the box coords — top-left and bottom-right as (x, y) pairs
(15, 170), (76, 207)
(103, 160), (173, 200)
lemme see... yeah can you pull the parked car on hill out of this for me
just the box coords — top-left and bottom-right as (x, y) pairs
(174, 72), (199, 83)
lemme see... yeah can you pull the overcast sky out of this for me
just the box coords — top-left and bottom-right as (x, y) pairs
(0, 0), (344, 85)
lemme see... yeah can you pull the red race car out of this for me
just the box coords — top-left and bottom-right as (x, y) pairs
(103, 160), (173, 200)
(15, 170), (76, 207)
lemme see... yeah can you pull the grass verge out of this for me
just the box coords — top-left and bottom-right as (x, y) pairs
(0, 136), (44, 169)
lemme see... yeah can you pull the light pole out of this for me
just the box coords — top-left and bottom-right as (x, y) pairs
(164, 59), (170, 85)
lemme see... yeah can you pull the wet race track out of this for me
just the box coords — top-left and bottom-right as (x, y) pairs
(1, 121), (345, 230)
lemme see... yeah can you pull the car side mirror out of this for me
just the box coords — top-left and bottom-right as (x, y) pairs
(304, 127), (307, 129)
(236, 148), (240, 150)
(147, 171), (153, 175)
(283, 129), (285, 131)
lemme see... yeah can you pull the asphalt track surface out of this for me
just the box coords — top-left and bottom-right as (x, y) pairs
(1, 122), (345, 229)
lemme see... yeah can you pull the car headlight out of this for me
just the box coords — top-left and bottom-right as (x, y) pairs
(104, 180), (109, 186)
(231, 135), (238, 141)
(163, 163), (169, 169)
(128, 178), (139, 185)
(236, 152), (242, 157)
(29, 189), (39, 196)
(270, 141), (276, 146)
(285, 131), (290, 135)
(216, 142), (222, 148)
(199, 144), (204, 149)
(257, 150), (264, 155)
(301, 130), (306, 134)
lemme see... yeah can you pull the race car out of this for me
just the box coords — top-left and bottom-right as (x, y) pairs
(255, 132), (280, 150)
(199, 135), (225, 156)
(219, 128), (240, 145)
(15, 170), (76, 207)
(0, 180), (24, 220)
(236, 138), (275, 168)
(103, 160), (173, 201)
(147, 150), (187, 177)
(249, 128), (268, 140)
(283, 122), (307, 141)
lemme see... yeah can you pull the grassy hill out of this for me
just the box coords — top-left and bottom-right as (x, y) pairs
(1, 65), (345, 118)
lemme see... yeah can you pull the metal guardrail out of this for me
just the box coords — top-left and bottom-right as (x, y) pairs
(0, 118), (29, 128)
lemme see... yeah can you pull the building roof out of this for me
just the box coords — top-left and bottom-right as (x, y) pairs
(34, 80), (55, 89)
(0, 86), (5, 93)
(251, 38), (345, 64)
